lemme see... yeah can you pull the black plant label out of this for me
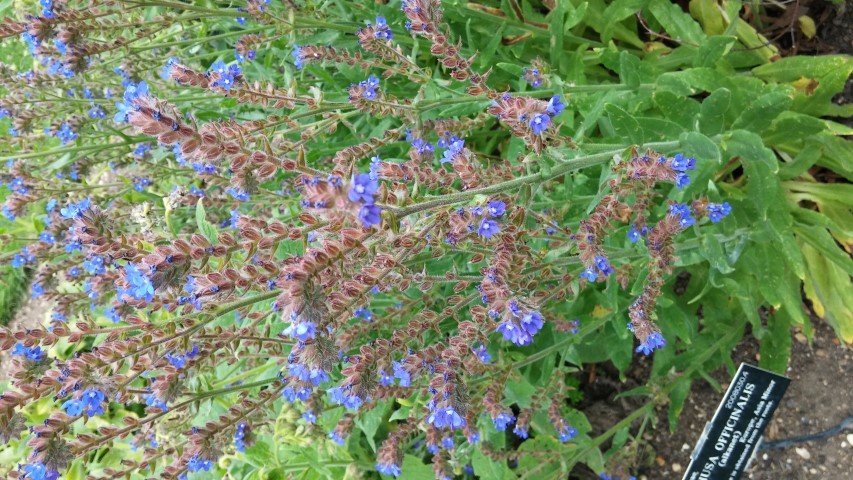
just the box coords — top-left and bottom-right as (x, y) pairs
(683, 363), (790, 480)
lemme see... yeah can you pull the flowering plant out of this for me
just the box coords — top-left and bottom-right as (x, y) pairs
(0, 0), (851, 479)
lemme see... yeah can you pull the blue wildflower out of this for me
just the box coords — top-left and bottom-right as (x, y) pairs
(636, 332), (666, 355)
(472, 344), (491, 364)
(493, 412), (515, 431)
(376, 461), (402, 477)
(427, 406), (466, 429)
(487, 200), (506, 217)
(670, 203), (695, 228)
(187, 455), (214, 472)
(529, 113), (550, 135)
(348, 173), (379, 204)
(122, 263), (154, 302)
(358, 204), (381, 228)
(558, 424), (577, 442)
(513, 424), (529, 439)
(234, 423), (248, 452)
(706, 202), (732, 223)
(373, 16), (393, 41)
(291, 45), (304, 70)
(546, 95), (565, 116)
(478, 219), (500, 239)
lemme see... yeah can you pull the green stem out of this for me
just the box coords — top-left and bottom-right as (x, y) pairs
(391, 140), (681, 218)
(210, 360), (279, 389)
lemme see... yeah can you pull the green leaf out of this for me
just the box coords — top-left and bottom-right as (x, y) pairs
(647, 0), (705, 44)
(752, 55), (853, 117)
(549, 0), (566, 66)
(698, 88), (732, 135)
(472, 449), (510, 479)
(668, 378), (692, 432)
(605, 103), (644, 144)
(701, 232), (735, 274)
(794, 224), (853, 275)
(722, 130), (778, 220)
(761, 111), (827, 146)
(801, 241), (853, 343)
(354, 400), (389, 452)
(689, 0), (726, 35)
(654, 91), (701, 129)
(619, 50), (642, 89)
(731, 91), (793, 134)
(399, 455), (435, 480)
(195, 198), (219, 244)
(694, 35), (736, 68)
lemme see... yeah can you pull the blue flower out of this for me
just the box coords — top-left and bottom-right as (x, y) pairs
(161, 56), (179, 80)
(21, 463), (59, 480)
(636, 332), (666, 355)
(546, 95), (565, 116)
(478, 219), (499, 239)
(493, 412), (515, 431)
(373, 16), (393, 41)
(329, 431), (346, 445)
(513, 424), (529, 439)
(292, 321), (316, 342)
(393, 361), (411, 387)
(144, 393), (168, 410)
(670, 153), (696, 172)
(348, 173), (379, 204)
(487, 200), (506, 217)
(31, 283), (44, 298)
(303, 411), (317, 423)
(675, 172), (690, 189)
(580, 267), (597, 282)
(60, 198), (91, 219)
(594, 255), (614, 276)
(234, 423), (248, 452)
(292, 45), (304, 69)
(83, 256), (105, 275)
(520, 311), (543, 336)
(706, 202), (732, 223)
(358, 204), (381, 228)
(348, 308), (370, 324)
(122, 263), (154, 302)
(441, 436), (454, 448)
(558, 424), (577, 442)
(472, 344), (491, 364)
(627, 227), (641, 243)
(12, 343), (44, 362)
(427, 406), (466, 429)
(187, 455), (214, 472)
(529, 113), (551, 135)
(670, 203), (695, 228)
(376, 461), (402, 477)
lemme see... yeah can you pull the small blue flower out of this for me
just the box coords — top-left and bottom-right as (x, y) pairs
(670, 204), (695, 228)
(487, 200), (506, 217)
(670, 153), (696, 172)
(546, 95), (565, 116)
(558, 424), (577, 442)
(187, 455), (214, 472)
(376, 461), (402, 477)
(529, 113), (551, 135)
(472, 344), (491, 364)
(121, 263), (154, 302)
(478, 219), (500, 239)
(513, 424), (529, 439)
(427, 406), (466, 429)
(706, 202), (732, 223)
(627, 227), (641, 243)
(493, 412), (515, 431)
(358, 204), (381, 228)
(348, 173), (379, 204)
(292, 45), (304, 69)
(580, 267), (597, 282)
(636, 332), (666, 355)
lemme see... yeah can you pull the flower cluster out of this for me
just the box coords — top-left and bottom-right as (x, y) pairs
(0, 2), (735, 480)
